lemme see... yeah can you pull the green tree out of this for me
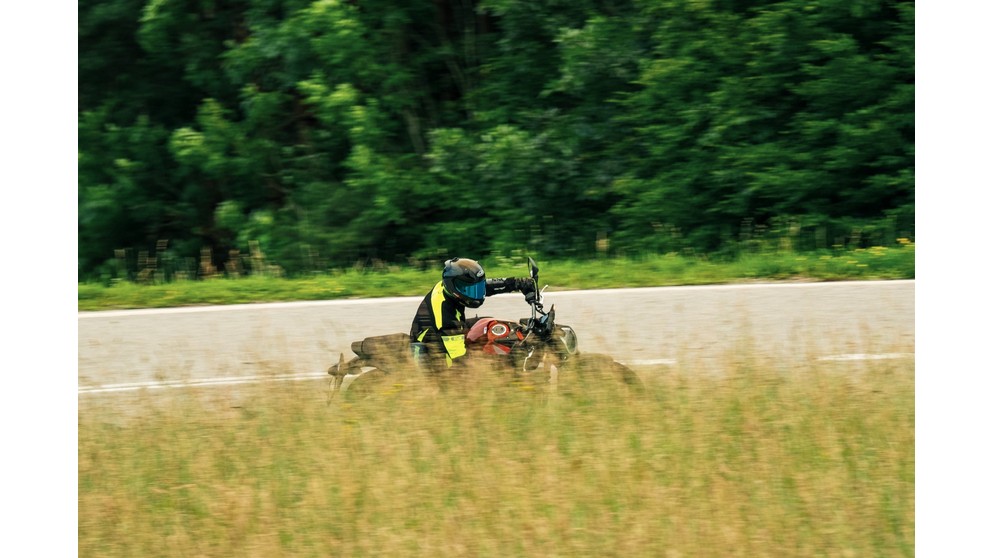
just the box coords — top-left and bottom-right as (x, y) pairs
(78, 0), (914, 279)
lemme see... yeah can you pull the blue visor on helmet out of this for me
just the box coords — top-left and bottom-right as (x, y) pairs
(456, 280), (486, 301)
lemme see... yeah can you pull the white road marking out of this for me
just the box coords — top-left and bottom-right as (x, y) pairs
(77, 296), (429, 318)
(622, 359), (678, 366)
(79, 372), (330, 395)
(78, 280), (915, 318)
(817, 353), (915, 362)
(78, 352), (915, 395)
(615, 354), (916, 367)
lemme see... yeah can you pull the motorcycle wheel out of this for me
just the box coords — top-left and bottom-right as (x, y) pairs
(556, 353), (644, 395)
(337, 367), (390, 399)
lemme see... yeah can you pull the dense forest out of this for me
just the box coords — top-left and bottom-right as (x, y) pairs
(78, 0), (914, 280)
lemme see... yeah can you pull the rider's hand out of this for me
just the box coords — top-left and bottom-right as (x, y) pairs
(518, 278), (537, 296)
(525, 290), (538, 304)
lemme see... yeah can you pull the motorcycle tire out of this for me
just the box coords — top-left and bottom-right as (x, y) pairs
(337, 367), (390, 399)
(558, 353), (644, 395)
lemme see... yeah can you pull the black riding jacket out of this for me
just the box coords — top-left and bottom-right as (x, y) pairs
(410, 277), (530, 369)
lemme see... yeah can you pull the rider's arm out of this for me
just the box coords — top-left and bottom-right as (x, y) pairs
(486, 277), (536, 296)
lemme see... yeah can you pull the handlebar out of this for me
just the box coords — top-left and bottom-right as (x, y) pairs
(518, 257), (557, 340)
(516, 258), (557, 371)
(524, 284), (553, 337)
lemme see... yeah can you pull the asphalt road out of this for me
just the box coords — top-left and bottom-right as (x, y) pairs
(78, 280), (914, 394)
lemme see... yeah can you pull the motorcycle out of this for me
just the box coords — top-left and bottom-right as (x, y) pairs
(327, 258), (643, 397)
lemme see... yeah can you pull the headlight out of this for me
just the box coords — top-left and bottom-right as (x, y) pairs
(558, 326), (578, 355)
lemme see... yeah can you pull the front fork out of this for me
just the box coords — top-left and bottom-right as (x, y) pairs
(519, 347), (565, 388)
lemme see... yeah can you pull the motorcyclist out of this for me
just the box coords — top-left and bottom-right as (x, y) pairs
(410, 257), (537, 372)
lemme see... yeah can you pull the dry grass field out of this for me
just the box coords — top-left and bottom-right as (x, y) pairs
(79, 351), (914, 557)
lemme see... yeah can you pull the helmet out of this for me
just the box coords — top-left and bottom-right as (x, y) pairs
(442, 257), (486, 308)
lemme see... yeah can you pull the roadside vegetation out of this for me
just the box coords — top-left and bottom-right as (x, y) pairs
(78, 242), (914, 311)
(79, 351), (914, 557)
(80, 0), (913, 285)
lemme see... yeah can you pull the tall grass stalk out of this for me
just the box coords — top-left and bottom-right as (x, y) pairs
(79, 357), (914, 557)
